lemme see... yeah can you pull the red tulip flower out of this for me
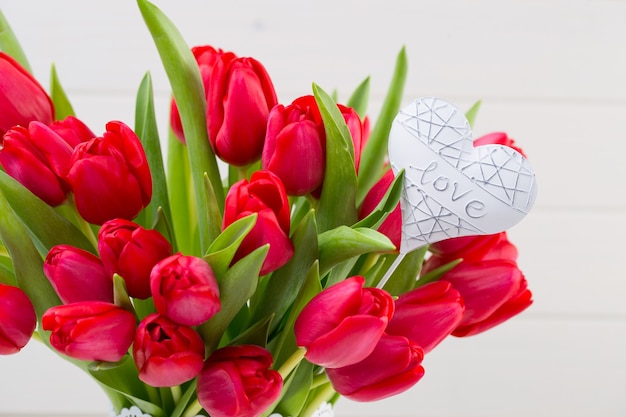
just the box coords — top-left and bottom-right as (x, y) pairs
(0, 284), (36, 355)
(133, 313), (205, 387)
(49, 115), (96, 148)
(326, 333), (424, 402)
(0, 52), (54, 136)
(198, 345), (282, 417)
(223, 170), (293, 275)
(150, 254), (221, 326)
(42, 301), (136, 362)
(262, 95), (367, 196)
(294, 276), (394, 368)
(474, 131), (527, 157)
(386, 281), (464, 353)
(207, 53), (278, 166)
(170, 46), (236, 143)
(358, 169), (402, 250)
(67, 121), (152, 225)
(98, 219), (173, 300)
(262, 95), (326, 196)
(444, 259), (532, 337)
(0, 121), (74, 206)
(44, 245), (113, 304)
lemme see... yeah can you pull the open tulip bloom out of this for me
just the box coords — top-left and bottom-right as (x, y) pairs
(0, 2), (535, 417)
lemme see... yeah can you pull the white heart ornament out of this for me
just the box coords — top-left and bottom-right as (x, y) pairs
(388, 97), (537, 254)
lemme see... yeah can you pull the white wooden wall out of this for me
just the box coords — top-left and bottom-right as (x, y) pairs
(0, 0), (625, 416)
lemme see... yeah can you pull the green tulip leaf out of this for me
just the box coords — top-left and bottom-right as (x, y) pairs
(249, 210), (318, 335)
(346, 76), (370, 119)
(380, 247), (428, 295)
(272, 261), (321, 368)
(353, 169), (404, 230)
(134, 72), (173, 239)
(357, 46), (408, 205)
(274, 360), (314, 417)
(0, 189), (60, 319)
(203, 172), (223, 247)
(112, 274), (135, 315)
(138, 0), (224, 255)
(465, 99), (482, 128)
(200, 244), (268, 352)
(0, 254), (16, 286)
(0, 171), (95, 255)
(418, 257), (463, 286)
(50, 64), (75, 120)
(318, 226), (395, 276)
(170, 380), (198, 417)
(166, 129), (197, 255)
(204, 213), (257, 277)
(313, 84), (358, 232)
(0, 9), (31, 72)
(227, 314), (273, 348)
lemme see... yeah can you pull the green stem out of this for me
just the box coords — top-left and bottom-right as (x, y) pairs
(277, 348), (306, 380)
(171, 385), (182, 403)
(301, 382), (335, 417)
(311, 372), (329, 389)
(62, 196), (98, 249)
(182, 399), (203, 417)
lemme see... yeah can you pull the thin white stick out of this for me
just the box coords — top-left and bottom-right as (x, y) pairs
(377, 253), (406, 289)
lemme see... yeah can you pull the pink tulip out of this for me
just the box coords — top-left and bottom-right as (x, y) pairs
(326, 334), (424, 401)
(198, 345), (282, 417)
(42, 301), (136, 362)
(67, 121), (152, 225)
(0, 284), (36, 355)
(0, 52), (54, 136)
(44, 245), (113, 304)
(223, 170), (293, 275)
(386, 281), (464, 353)
(98, 219), (173, 299)
(358, 169), (402, 250)
(133, 313), (205, 387)
(150, 254), (220, 326)
(294, 276), (394, 368)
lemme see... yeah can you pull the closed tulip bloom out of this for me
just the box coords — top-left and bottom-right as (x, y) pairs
(44, 245), (113, 304)
(0, 121), (74, 206)
(0, 284), (36, 355)
(208, 53), (278, 166)
(358, 169), (402, 250)
(198, 345), (282, 417)
(294, 276), (394, 368)
(442, 259), (532, 337)
(49, 115), (96, 148)
(474, 131), (527, 157)
(150, 254), (220, 326)
(42, 301), (136, 362)
(98, 219), (173, 299)
(326, 334), (424, 402)
(67, 121), (152, 225)
(0, 52), (54, 136)
(133, 313), (205, 387)
(262, 95), (326, 196)
(423, 232), (518, 274)
(386, 281), (464, 353)
(170, 46), (236, 143)
(223, 170), (293, 275)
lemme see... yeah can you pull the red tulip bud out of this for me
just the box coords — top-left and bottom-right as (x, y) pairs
(0, 284), (36, 355)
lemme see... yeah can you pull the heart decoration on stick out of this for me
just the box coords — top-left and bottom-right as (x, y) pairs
(388, 97), (538, 254)
(378, 97), (537, 288)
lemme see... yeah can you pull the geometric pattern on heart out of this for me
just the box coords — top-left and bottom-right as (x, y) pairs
(388, 97), (538, 253)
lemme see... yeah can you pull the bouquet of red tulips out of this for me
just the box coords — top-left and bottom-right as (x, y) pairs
(0, 1), (535, 417)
